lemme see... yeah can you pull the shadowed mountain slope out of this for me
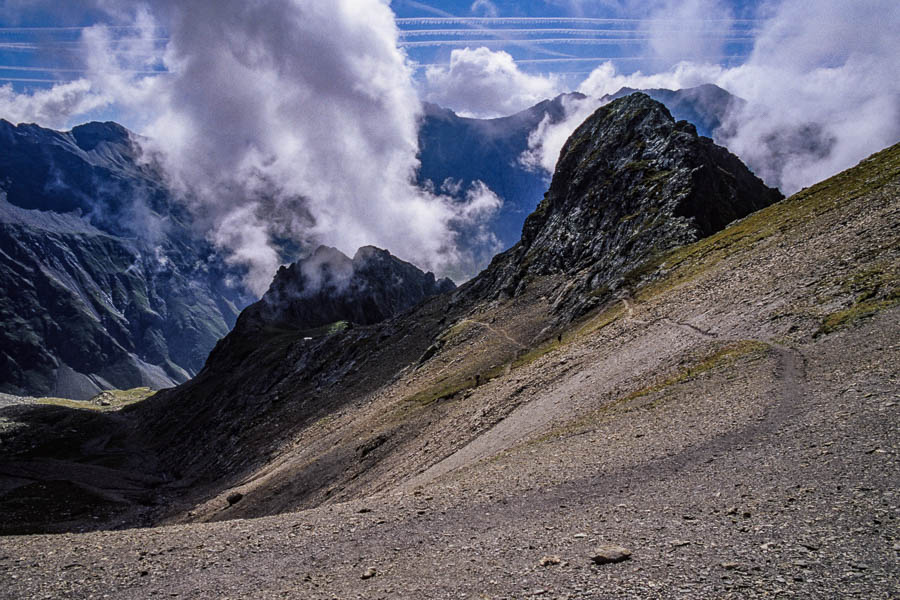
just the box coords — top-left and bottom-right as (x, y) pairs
(0, 92), (788, 530)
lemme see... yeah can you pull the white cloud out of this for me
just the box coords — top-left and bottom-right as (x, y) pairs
(0, 79), (109, 129)
(645, 0), (735, 66)
(523, 0), (900, 195)
(135, 0), (509, 293)
(470, 0), (499, 17)
(714, 0), (900, 193)
(424, 47), (563, 118)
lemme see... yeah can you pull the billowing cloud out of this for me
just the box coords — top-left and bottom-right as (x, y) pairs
(523, 0), (900, 195)
(0, 0), (507, 294)
(424, 47), (563, 118)
(0, 79), (109, 129)
(714, 0), (900, 193)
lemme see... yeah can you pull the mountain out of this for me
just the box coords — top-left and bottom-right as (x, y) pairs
(417, 84), (741, 252)
(465, 93), (782, 321)
(0, 120), (252, 399)
(2, 94), (897, 598)
(0, 85), (741, 400)
(0, 92), (787, 528)
(237, 245), (455, 334)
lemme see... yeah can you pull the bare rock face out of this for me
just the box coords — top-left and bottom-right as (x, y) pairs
(463, 93), (783, 321)
(237, 245), (455, 333)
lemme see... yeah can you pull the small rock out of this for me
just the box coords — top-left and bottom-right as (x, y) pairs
(591, 545), (631, 565)
(226, 493), (243, 506)
(721, 562), (739, 570)
(361, 567), (377, 579)
(671, 540), (691, 548)
(539, 555), (562, 566)
(573, 533), (588, 539)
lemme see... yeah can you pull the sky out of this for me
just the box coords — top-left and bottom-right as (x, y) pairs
(0, 0), (897, 293)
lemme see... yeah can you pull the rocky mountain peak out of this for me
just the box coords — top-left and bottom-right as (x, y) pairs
(465, 92), (783, 319)
(238, 245), (455, 333)
(70, 121), (131, 152)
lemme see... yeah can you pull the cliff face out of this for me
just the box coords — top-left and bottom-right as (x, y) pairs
(463, 93), (783, 320)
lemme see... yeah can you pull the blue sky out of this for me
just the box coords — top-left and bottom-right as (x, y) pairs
(392, 0), (760, 85)
(2, 0), (760, 98)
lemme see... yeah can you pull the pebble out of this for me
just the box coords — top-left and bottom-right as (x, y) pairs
(361, 567), (377, 579)
(539, 555), (561, 566)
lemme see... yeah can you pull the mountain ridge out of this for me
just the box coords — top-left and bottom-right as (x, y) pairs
(0, 119), (252, 399)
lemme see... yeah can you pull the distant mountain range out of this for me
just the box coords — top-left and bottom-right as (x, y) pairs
(0, 84), (743, 398)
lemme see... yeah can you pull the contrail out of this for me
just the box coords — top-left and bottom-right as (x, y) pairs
(396, 17), (762, 25)
(400, 37), (754, 48)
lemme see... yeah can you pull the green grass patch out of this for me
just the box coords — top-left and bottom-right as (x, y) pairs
(817, 260), (900, 335)
(817, 294), (900, 335)
(618, 340), (769, 406)
(36, 386), (156, 411)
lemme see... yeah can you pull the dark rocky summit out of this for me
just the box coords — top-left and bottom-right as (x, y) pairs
(238, 245), (455, 333)
(464, 92), (783, 320)
(600, 83), (741, 139)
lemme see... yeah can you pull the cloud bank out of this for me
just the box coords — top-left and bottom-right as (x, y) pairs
(523, 0), (900, 194)
(424, 47), (563, 118)
(1, 0), (897, 292)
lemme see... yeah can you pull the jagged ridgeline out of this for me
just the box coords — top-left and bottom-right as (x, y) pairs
(464, 93), (782, 320)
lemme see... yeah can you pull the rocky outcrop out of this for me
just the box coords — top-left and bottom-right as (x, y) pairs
(463, 92), (782, 321)
(600, 83), (741, 139)
(417, 85), (742, 252)
(237, 245), (455, 333)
